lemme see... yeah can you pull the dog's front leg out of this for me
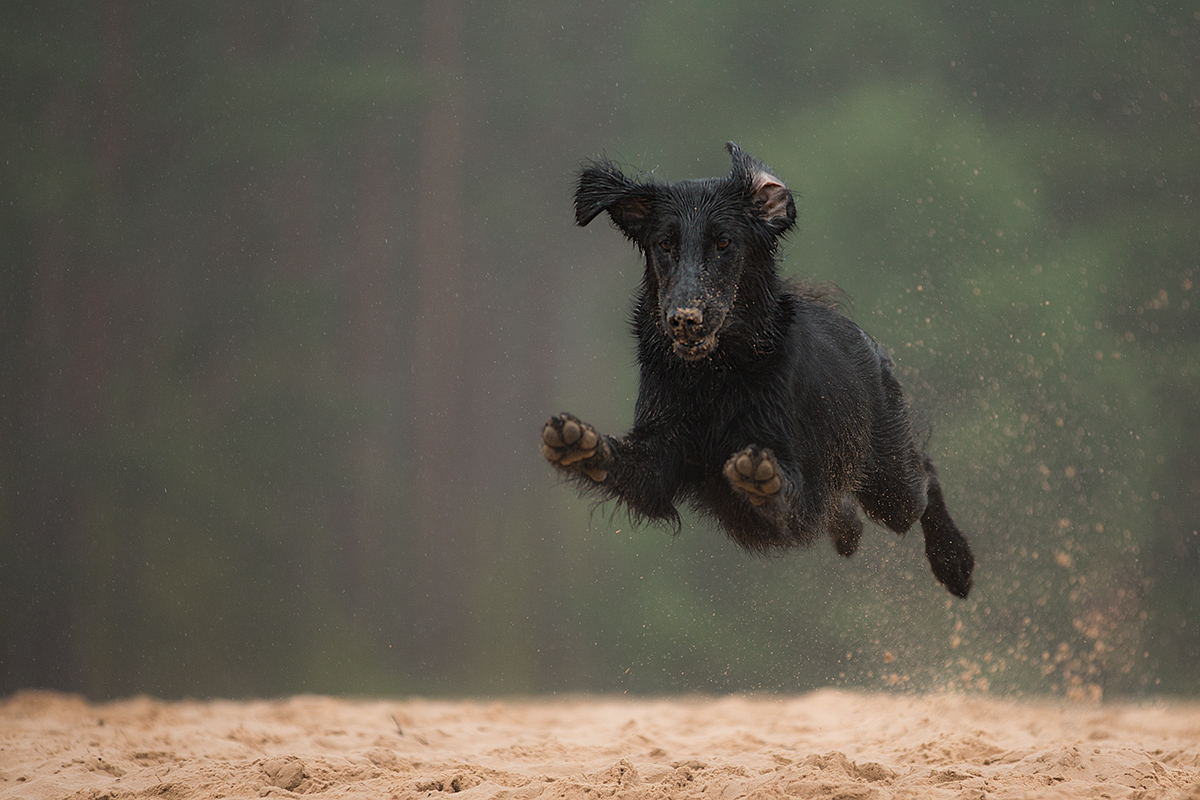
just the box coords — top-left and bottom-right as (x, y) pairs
(542, 412), (681, 522)
(723, 446), (836, 542)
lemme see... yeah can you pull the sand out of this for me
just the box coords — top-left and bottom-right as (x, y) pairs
(2, 690), (1198, 800)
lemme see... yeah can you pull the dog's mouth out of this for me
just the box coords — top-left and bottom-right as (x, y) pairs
(671, 333), (718, 361)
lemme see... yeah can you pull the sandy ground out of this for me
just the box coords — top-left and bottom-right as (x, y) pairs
(2, 690), (1199, 800)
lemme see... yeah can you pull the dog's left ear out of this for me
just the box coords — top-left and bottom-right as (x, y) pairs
(726, 142), (796, 235)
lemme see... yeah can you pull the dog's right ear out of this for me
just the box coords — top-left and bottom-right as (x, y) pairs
(575, 160), (657, 242)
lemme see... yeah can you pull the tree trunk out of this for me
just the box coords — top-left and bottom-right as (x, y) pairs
(411, 0), (473, 686)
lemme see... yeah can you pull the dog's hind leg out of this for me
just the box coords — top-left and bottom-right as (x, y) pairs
(855, 448), (928, 536)
(919, 456), (975, 598)
(857, 451), (974, 597)
(720, 445), (834, 549)
(828, 497), (863, 557)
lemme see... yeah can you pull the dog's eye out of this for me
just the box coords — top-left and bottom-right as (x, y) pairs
(658, 239), (673, 253)
(715, 237), (731, 250)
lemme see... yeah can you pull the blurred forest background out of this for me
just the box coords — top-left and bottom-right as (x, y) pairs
(2, 1), (1198, 701)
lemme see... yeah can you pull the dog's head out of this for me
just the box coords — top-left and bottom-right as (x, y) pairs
(575, 143), (797, 361)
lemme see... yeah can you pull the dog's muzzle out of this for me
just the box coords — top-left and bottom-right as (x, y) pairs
(667, 306), (719, 360)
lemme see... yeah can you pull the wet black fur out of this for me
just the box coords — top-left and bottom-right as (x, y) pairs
(546, 143), (974, 597)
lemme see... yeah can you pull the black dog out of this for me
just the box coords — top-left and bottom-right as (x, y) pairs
(542, 143), (974, 598)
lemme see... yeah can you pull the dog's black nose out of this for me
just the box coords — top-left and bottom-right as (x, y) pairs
(667, 306), (705, 342)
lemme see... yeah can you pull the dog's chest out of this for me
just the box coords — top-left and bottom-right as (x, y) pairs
(642, 361), (790, 459)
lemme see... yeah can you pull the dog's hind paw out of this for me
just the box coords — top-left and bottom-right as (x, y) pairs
(926, 527), (975, 599)
(724, 446), (783, 506)
(541, 413), (609, 482)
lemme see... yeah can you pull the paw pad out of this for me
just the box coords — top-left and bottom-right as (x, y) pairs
(541, 413), (608, 482)
(724, 447), (783, 506)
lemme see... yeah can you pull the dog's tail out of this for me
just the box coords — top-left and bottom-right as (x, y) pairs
(919, 457), (975, 598)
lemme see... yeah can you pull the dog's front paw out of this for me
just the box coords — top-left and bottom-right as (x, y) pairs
(541, 413), (609, 482)
(724, 446), (783, 506)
